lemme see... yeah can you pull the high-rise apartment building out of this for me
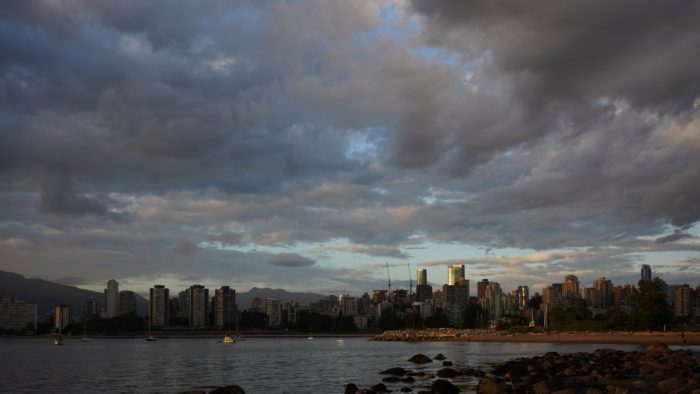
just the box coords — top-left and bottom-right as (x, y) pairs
(83, 298), (98, 318)
(563, 275), (580, 299)
(266, 297), (282, 328)
(0, 297), (38, 331)
(415, 269), (432, 302)
(214, 286), (236, 329)
(118, 290), (137, 315)
(339, 294), (357, 317)
(674, 285), (692, 317)
(150, 285), (170, 328)
(447, 264), (465, 286)
(477, 279), (490, 308)
(516, 286), (529, 309)
(188, 285), (209, 328)
(593, 277), (613, 309)
(104, 279), (119, 318)
(484, 282), (503, 321)
(417, 269), (427, 285)
(442, 279), (469, 309)
(641, 264), (652, 283)
(55, 304), (71, 330)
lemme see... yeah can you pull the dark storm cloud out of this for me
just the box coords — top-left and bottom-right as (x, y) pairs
(265, 253), (316, 268)
(409, 0), (700, 111)
(1, 0), (699, 292)
(655, 229), (694, 244)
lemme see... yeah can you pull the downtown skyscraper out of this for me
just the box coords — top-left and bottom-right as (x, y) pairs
(149, 285), (170, 328)
(104, 279), (119, 318)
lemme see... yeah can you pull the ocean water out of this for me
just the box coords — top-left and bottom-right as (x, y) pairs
(0, 337), (693, 393)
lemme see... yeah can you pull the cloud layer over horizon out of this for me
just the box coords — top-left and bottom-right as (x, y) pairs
(1, 0), (699, 295)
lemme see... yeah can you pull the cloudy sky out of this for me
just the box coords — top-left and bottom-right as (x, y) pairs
(1, 0), (699, 297)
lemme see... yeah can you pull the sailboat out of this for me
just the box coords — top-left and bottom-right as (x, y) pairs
(80, 318), (92, 342)
(145, 314), (157, 341)
(53, 326), (63, 346)
(222, 306), (236, 344)
(307, 326), (314, 340)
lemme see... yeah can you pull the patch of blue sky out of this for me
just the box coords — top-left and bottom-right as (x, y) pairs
(345, 127), (386, 162)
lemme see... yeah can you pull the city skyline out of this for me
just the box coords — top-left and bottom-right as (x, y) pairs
(1, 1), (700, 296)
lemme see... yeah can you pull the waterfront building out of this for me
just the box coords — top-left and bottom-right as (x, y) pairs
(563, 275), (580, 300)
(353, 314), (368, 330)
(287, 302), (307, 325)
(415, 268), (433, 302)
(339, 294), (357, 317)
(104, 279), (119, 318)
(674, 284), (692, 317)
(358, 293), (371, 314)
(447, 264), (465, 286)
(484, 282), (503, 321)
(516, 286), (529, 309)
(149, 285), (170, 328)
(477, 279), (489, 308)
(417, 269), (428, 285)
(372, 290), (387, 303)
(214, 286), (236, 329)
(266, 297), (282, 328)
(169, 297), (180, 323)
(641, 264), (652, 283)
(443, 279), (469, 310)
(83, 298), (98, 318)
(250, 297), (263, 312)
(177, 290), (190, 319)
(55, 304), (71, 330)
(504, 292), (518, 316)
(613, 284), (634, 311)
(593, 277), (613, 309)
(0, 297), (38, 331)
(118, 290), (137, 315)
(188, 285), (209, 328)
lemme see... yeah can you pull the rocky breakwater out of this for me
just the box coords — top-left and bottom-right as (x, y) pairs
(373, 328), (496, 342)
(476, 343), (700, 394)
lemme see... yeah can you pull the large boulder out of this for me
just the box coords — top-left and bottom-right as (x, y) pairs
(209, 386), (245, 394)
(344, 383), (360, 394)
(381, 367), (407, 376)
(657, 377), (685, 393)
(434, 354), (447, 360)
(408, 354), (433, 364)
(432, 379), (460, 394)
(370, 383), (389, 392)
(436, 368), (462, 378)
(477, 377), (504, 394)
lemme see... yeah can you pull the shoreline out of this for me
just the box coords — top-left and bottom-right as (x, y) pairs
(373, 329), (700, 346)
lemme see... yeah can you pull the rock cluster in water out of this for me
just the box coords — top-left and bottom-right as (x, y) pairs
(178, 385), (245, 394)
(345, 353), (485, 393)
(373, 328), (495, 342)
(477, 343), (700, 393)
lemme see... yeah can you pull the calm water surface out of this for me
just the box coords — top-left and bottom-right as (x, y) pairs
(1, 337), (695, 393)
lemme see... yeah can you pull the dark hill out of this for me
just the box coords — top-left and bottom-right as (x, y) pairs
(0, 271), (148, 317)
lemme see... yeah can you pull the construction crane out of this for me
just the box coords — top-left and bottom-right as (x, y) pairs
(407, 262), (413, 297)
(385, 261), (391, 295)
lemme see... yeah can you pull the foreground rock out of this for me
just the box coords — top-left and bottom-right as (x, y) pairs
(477, 343), (700, 393)
(408, 354), (433, 364)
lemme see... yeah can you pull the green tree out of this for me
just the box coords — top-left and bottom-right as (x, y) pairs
(424, 308), (450, 328)
(463, 304), (489, 329)
(629, 278), (672, 331)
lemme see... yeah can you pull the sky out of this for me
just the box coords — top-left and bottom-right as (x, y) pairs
(1, 0), (700, 297)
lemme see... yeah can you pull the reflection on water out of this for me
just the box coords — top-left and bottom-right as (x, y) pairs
(0, 337), (692, 393)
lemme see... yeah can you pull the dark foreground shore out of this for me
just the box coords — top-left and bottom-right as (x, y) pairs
(345, 343), (700, 393)
(373, 329), (700, 346)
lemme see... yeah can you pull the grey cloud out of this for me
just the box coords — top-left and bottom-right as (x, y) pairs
(655, 229), (694, 244)
(172, 238), (199, 255)
(265, 253), (315, 268)
(38, 177), (132, 223)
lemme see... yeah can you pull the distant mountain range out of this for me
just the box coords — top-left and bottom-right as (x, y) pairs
(0, 271), (148, 317)
(0, 271), (328, 317)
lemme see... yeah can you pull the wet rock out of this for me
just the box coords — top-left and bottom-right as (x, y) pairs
(584, 389), (602, 394)
(436, 368), (461, 378)
(381, 367), (407, 376)
(657, 377), (684, 393)
(432, 379), (461, 394)
(644, 343), (671, 357)
(370, 383), (389, 392)
(344, 383), (361, 394)
(179, 391), (206, 394)
(434, 354), (447, 360)
(408, 354), (432, 364)
(407, 371), (425, 377)
(382, 376), (401, 383)
(477, 377), (504, 394)
(400, 376), (415, 383)
(532, 381), (551, 394)
(400, 388), (412, 393)
(442, 361), (453, 367)
(209, 386), (245, 394)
